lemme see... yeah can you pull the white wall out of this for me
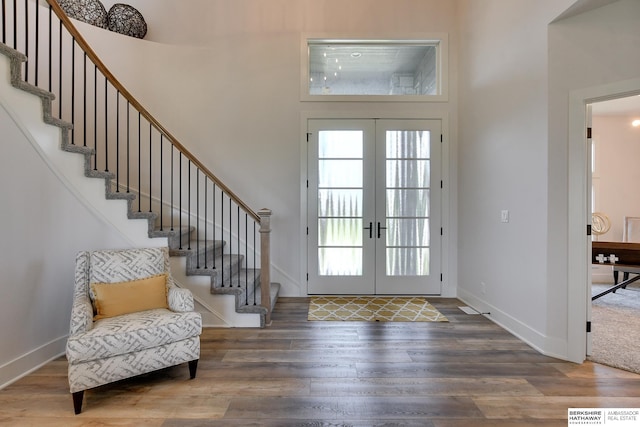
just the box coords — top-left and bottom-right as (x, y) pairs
(0, 97), (129, 388)
(77, 0), (460, 297)
(456, 0), (574, 356)
(592, 115), (640, 242)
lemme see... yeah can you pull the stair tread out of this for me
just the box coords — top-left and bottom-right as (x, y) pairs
(153, 225), (193, 233)
(169, 240), (225, 252)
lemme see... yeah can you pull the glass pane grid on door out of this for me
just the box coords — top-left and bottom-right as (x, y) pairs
(385, 130), (431, 277)
(317, 130), (364, 276)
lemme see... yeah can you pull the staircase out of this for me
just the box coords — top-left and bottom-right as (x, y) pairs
(0, 0), (278, 327)
(165, 221), (280, 327)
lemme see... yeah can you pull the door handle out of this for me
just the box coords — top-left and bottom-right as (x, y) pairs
(364, 222), (373, 239)
(377, 221), (387, 238)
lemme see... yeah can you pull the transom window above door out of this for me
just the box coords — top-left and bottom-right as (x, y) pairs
(301, 37), (448, 102)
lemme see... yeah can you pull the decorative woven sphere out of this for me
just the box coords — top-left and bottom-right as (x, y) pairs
(107, 4), (147, 39)
(58, 0), (108, 29)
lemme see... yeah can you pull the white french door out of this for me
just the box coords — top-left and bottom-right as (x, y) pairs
(307, 119), (442, 295)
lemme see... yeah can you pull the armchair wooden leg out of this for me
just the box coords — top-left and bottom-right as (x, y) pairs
(72, 391), (84, 414)
(188, 359), (199, 379)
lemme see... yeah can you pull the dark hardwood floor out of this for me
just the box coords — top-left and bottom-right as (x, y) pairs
(2, 297), (640, 426)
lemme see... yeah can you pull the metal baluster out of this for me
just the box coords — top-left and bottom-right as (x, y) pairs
(12, 0), (16, 49)
(137, 112), (141, 210)
(24, 0), (27, 82)
(34, 0), (38, 86)
(220, 191), (224, 286)
(149, 123), (152, 212)
(213, 183), (216, 270)
(245, 212), (248, 304)
(58, 19), (61, 118)
(70, 40), (74, 144)
(204, 178), (208, 268)
(187, 160), (191, 250)
(2, 0), (6, 44)
(93, 65), (97, 169)
(126, 102), (130, 192)
(116, 91), (120, 191)
(179, 152), (183, 249)
(237, 205), (240, 288)
(159, 134), (163, 230)
(104, 77), (108, 172)
(229, 193), (232, 287)
(170, 145), (174, 231)
(196, 170), (200, 269)
(47, 5), (51, 91)
(253, 221), (257, 305)
(82, 53), (86, 146)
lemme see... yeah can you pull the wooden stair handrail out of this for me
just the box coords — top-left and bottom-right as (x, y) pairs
(45, 0), (260, 223)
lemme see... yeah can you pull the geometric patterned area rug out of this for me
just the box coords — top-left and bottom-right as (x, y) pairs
(307, 296), (448, 322)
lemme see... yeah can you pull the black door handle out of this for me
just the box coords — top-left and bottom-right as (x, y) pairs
(377, 222), (387, 238)
(364, 222), (373, 239)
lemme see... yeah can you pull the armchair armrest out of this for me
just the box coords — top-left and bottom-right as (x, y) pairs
(168, 286), (195, 312)
(69, 293), (93, 336)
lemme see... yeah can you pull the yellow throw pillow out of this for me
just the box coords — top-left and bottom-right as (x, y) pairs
(91, 273), (168, 320)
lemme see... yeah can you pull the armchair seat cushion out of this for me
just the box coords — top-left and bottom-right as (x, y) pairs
(67, 308), (202, 364)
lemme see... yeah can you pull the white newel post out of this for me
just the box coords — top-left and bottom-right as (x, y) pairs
(258, 208), (272, 325)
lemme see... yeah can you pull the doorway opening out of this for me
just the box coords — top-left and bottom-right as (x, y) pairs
(587, 95), (640, 373)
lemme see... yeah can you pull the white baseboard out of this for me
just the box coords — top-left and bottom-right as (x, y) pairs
(456, 288), (570, 362)
(0, 336), (67, 390)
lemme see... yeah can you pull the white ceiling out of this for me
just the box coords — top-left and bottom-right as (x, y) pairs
(591, 94), (640, 116)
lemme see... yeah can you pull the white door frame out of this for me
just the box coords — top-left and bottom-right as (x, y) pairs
(300, 110), (453, 297)
(567, 77), (640, 363)
(585, 104), (593, 357)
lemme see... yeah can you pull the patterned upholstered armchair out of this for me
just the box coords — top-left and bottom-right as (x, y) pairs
(66, 247), (202, 414)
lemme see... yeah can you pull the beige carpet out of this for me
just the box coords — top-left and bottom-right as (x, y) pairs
(308, 296), (448, 322)
(589, 283), (640, 374)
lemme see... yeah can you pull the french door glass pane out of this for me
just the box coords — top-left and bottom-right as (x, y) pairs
(318, 189), (362, 217)
(319, 131), (363, 157)
(319, 248), (363, 275)
(319, 160), (363, 187)
(386, 189), (430, 217)
(318, 130), (364, 277)
(387, 219), (430, 246)
(318, 219), (363, 246)
(386, 131), (430, 158)
(386, 160), (431, 187)
(387, 248), (430, 276)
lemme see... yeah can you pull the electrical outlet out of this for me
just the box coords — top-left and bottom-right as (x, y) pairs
(481, 281), (486, 294)
(501, 210), (509, 223)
